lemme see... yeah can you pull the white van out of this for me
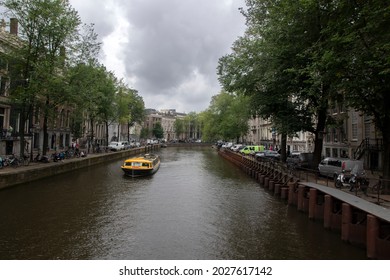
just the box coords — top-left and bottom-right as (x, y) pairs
(108, 141), (128, 151)
(318, 157), (364, 179)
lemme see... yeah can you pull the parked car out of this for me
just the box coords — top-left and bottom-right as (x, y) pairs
(108, 141), (120, 151)
(122, 141), (131, 150)
(231, 144), (244, 152)
(255, 150), (280, 160)
(318, 157), (364, 179)
(222, 142), (233, 149)
(108, 141), (127, 151)
(286, 152), (314, 169)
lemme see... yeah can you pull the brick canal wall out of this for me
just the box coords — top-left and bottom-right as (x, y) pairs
(218, 148), (390, 260)
(0, 145), (159, 190)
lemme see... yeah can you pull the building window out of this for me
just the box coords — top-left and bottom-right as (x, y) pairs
(332, 128), (338, 143)
(0, 107), (4, 131)
(325, 129), (330, 143)
(60, 109), (65, 128)
(351, 111), (358, 141)
(332, 148), (338, 158)
(364, 114), (371, 139)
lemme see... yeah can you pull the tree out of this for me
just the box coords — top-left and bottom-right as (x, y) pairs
(324, 1), (390, 184)
(115, 80), (144, 142)
(140, 127), (149, 140)
(67, 62), (117, 151)
(2, 0), (81, 156)
(174, 118), (185, 140)
(183, 112), (199, 140)
(201, 91), (250, 143)
(152, 122), (164, 139)
(218, 0), (343, 166)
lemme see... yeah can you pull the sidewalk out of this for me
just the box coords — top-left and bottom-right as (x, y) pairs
(0, 152), (103, 175)
(302, 173), (390, 209)
(0, 145), (159, 189)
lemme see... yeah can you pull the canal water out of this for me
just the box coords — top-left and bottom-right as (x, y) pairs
(0, 147), (366, 260)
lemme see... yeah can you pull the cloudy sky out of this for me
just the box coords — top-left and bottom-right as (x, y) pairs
(69, 0), (246, 113)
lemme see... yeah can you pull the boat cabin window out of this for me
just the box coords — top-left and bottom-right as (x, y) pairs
(131, 162), (142, 167)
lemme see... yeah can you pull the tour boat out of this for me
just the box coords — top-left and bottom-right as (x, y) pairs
(121, 154), (161, 177)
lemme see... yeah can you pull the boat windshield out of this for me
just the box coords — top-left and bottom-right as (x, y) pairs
(125, 162), (151, 167)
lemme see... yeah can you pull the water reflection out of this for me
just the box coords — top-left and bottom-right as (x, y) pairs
(0, 147), (366, 259)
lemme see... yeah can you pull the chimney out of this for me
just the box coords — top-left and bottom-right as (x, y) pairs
(10, 18), (18, 35)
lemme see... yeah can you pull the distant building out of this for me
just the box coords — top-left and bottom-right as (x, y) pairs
(247, 103), (382, 171)
(143, 108), (190, 141)
(324, 103), (382, 171)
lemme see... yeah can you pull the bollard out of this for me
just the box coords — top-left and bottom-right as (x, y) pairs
(288, 182), (296, 206)
(367, 214), (380, 259)
(269, 180), (275, 192)
(287, 182), (297, 205)
(308, 188), (317, 220)
(324, 195), (332, 229)
(297, 185), (306, 212)
(341, 203), (352, 242)
(281, 187), (289, 200)
(259, 175), (265, 186)
(274, 183), (281, 196)
(264, 177), (269, 188)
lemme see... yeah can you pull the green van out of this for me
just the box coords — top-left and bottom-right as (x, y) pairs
(240, 145), (265, 155)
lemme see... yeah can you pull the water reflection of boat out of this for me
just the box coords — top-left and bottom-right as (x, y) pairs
(121, 154), (161, 177)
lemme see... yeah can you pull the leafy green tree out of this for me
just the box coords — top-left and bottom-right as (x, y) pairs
(201, 91), (250, 143)
(2, 0), (81, 156)
(115, 80), (144, 141)
(140, 127), (149, 140)
(174, 118), (185, 140)
(218, 0), (343, 165)
(323, 1), (390, 182)
(152, 122), (164, 139)
(183, 112), (199, 140)
(199, 110), (219, 142)
(67, 62), (117, 151)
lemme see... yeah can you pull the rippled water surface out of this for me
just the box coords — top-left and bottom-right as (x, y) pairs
(0, 147), (366, 259)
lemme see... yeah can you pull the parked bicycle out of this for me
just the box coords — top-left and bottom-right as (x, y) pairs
(7, 154), (21, 168)
(370, 177), (383, 194)
(20, 154), (30, 166)
(0, 156), (5, 168)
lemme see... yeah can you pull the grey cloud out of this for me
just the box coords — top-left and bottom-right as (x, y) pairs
(71, 0), (117, 39)
(71, 0), (246, 112)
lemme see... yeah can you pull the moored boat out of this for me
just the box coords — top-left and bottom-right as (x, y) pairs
(121, 154), (161, 177)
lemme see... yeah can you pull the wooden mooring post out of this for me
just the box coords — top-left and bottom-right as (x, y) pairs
(218, 149), (390, 259)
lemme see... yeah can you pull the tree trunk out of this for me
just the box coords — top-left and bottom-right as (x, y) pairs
(42, 98), (49, 156)
(42, 115), (49, 156)
(18, 107), (26, 158)
(382, 132), (390, 194)
(312, 107), (328, 169)
(280, 133), (287, 162)
(105, 121), (109, 148)
(89, 118), (94, 153)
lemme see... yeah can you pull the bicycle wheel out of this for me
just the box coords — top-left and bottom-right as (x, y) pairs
(11, 160), (19, 168)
